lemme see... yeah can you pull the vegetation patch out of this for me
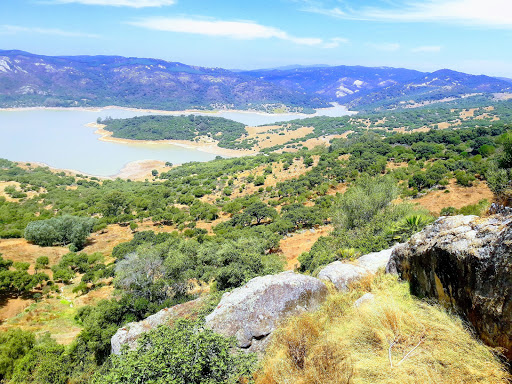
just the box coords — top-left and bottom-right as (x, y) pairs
(100, 115), (249, 149)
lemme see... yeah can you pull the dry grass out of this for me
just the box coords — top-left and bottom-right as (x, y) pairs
(256, 273), (510, 384)
(279, 225), (333, 270)
(413, 180), (494, 215)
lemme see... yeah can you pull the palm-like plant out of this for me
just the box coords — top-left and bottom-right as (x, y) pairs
(386, 214), (433, 243)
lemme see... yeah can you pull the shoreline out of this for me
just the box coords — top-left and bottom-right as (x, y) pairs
(0, 103), (356, 118)
(5, 103), (354, 180)
(16, 159), (175, 181)
(88, 123), (257, 158)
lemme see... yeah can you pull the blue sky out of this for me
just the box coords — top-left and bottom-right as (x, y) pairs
(1, 0), (511, 76)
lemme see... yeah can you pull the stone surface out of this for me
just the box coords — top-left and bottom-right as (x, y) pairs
(318, 246), (396, 291)
(388, 214), (512, 360)
(111, 297), (205, 355)
(204, 271), (328, 353)
(354, 293), (375, 308)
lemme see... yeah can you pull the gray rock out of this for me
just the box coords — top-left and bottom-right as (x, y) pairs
(318, 246), (397, 291)
(388, 215), (512, 361)
(354, 293), (375, 308)
(204, 271), (327, 353)
(317, 262), (367, 291)
(357, 248), (395, 273)
(111, 297), (205, 355)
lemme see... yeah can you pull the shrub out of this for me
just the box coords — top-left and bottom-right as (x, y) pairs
(92, 320), (256, 384)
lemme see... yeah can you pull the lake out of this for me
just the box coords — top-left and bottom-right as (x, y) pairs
(0, 105), (353, 177)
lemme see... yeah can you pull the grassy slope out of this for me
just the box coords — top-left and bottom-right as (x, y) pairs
(257, 273), (510, 383)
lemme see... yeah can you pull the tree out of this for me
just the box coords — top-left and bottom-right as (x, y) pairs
(334, 176), (398, 230)
(24, 216), (95, 249)
(114, 249), (169, 302)
(244, 201), (277, 225)
(100, 191), (130, 218)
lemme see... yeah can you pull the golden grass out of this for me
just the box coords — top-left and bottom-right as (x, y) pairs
(255, 273), (510, 384)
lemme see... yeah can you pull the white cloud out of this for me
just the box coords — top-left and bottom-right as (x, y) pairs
(322, 37), (350, 48)
(412, 45), (441, 53)
(304, 6), (347, 18)
(303, 0), (512, 29)
(129, 17), (345, 48)
(367, 42), (400, 52)
(50, 0), (175, 7)
(0, 25), (99, 38)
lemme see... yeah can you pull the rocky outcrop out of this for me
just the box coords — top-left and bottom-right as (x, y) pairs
(318, 247), (396, 291)
(204, 271), (328, 353)
(111, 297), (206, 355)
(388, 215), (512, 360)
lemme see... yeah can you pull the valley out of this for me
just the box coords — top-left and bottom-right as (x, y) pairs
(1, 51), (512, 384)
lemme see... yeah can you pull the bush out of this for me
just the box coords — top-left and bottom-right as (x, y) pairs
(10, 333), (70, 384)
(0, 329), (35, 382)
(24, 215), (95, 249)
(92, 320), (256, 384)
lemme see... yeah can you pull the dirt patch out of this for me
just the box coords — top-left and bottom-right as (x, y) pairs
(114, 160), (170, 181)
(0, 239), (68, 274)
(280, 225), (333, 270)
(0, 181), (41, 202)
(412, 180), (494, 215)
(244, 125), (315, 150)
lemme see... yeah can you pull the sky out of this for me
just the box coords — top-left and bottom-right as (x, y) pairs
(1, 0), (511, 76)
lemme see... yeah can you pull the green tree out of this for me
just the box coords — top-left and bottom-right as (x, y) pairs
(244, 201), (277, 225)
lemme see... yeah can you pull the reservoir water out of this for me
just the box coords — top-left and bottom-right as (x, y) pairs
(0, 105), (353, 177)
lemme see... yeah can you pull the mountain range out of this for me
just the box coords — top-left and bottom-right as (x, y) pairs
(0, 50), (510, 112)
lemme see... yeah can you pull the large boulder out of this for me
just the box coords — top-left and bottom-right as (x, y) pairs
(318, 246), (396, 291)
(388, 215), (512, 360)
(111, 297), (206, 355)
(204, 271), (328, 353)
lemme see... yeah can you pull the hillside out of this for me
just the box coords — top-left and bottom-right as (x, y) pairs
(0, 50), (328, 111)
(1, 50), (511, 112)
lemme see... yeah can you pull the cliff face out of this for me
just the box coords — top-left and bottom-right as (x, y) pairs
(388, 215), (512, 360)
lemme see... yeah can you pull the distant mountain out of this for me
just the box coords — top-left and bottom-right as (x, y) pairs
(240, 65), (424, 100)
(496, 77), (512, 84)
(240, 66), (511, 111)
(0, 50), (510, 112)
(345, 69), (512, 111)
(0, 50), (328, 111)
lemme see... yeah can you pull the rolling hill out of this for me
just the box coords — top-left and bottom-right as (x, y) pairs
(1, 50), (511, 112)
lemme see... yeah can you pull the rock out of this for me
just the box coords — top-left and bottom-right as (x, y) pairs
(204, 271), (328, 353)
(111, 297), (206, 355)
(354, 293), (374, 308)
(318, 262), (368, 291)
(318, 246), (397, 291)
(388, 215), (512, 360)
(357, 248), (395, 273)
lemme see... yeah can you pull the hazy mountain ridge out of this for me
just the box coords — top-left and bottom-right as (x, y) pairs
(0, 50), (328, 111)
(0, 50), (510, 111)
